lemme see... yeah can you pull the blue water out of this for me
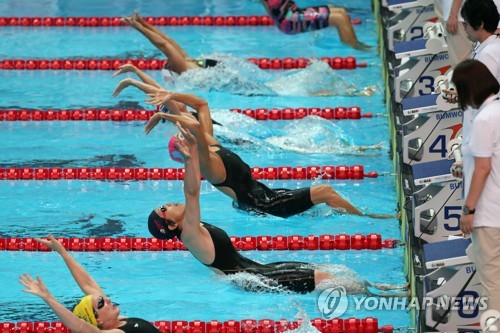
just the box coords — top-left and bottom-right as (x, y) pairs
(0, 0), (410, 331)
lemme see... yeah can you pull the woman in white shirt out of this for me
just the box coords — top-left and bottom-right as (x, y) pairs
(452, 59), (500, 313)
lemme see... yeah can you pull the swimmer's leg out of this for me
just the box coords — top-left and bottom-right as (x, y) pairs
(310, 184), (363, 216)
(327, 6), (371, 50)
(132, 11), (190, 59)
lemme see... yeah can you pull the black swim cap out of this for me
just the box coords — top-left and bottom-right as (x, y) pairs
(147, 210), (181, 240)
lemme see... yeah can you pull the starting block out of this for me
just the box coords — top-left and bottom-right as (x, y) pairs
(412, 180), (464, 243)
(402, 109), (463, 165)
(385, 5), (438, 51)
(423, 238), (484, 331)
(385, 0), (434, 11)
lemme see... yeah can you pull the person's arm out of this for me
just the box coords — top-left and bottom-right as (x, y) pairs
(113, 78), (160, 97)
(112, 64), (162, 90)
(446, 0), (464, 35)
(460, 156), (491, 234)
(168, 92), (214, 137)
(176, 125), (202, 239)
(19, 274), (105, 333)
(35, 236), (105, 296)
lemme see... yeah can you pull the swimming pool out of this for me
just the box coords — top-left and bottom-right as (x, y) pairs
(0, 0), (411, 331)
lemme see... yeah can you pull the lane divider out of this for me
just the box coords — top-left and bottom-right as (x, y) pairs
(0, 107), (373, 121)
(0, 56), (367, 70)
(0, 15), (362, 27)
(0, 234), (399, 251)
(0, 166), (380, 181)
(0, 318), (391, 333)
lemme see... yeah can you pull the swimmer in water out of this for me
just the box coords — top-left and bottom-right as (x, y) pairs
(121, 10), (218, 82)
(148, 123), (408, 294)
(19, 236), (162, 333)
(144, 89), (397, 219)
(259, 0), (372, 50)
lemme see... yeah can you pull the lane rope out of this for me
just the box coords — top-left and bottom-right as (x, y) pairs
(0, 318), (391, 333)
(0, 166), (381, 181)
(0, 107), (373, 121)
(0, 56), (367, 70)
(1, 234), (400, 251)
(0, 15), (362, 27)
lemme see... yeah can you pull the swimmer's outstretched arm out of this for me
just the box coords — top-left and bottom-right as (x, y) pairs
(113, 78), (159, 96)
(174, 123), (215, 259)
(364, 280), (410, 297)
(34, 235), (105, 297)
(147, 90), (215, 138)
(113, 64), (162, 90)
(19, 274), (102, 333)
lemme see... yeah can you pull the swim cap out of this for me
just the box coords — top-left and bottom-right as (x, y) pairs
(73, 295), (97, 326)
(147, 210), (181, 240)
(168, 133), (184, 163)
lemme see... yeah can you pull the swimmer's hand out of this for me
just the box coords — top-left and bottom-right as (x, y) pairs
(176, 122), (197, 148)
(112, 78), (135, 97)
(174, 123), (197, 160)
(19, 273), (53, 301)
(442, 89), (458, 103)
(146, 90), (174, 106)
(145, 113), (166, 135)
(35, 234), (67, 253)
(112, 64), (138, 78)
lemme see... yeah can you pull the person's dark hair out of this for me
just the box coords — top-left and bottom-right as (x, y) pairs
(452, 59), (500, 110)
(461, 0), (500, 33)
(147, 210), (181, 240)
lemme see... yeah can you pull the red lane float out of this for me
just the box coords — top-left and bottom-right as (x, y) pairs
(0, 56), (367, 70)
(0, 234), (398, 252)
(0, 107), (373, 121)
(0, 166), (379, 181)
(0, 15), (362, 27)
(0, 318), (391, 333)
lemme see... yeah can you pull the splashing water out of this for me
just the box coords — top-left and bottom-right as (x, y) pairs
(209, 109), (382, 155)
(169, 54), (376, 97)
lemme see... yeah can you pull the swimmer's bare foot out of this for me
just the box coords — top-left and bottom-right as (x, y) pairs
(353, 41), (374, 51)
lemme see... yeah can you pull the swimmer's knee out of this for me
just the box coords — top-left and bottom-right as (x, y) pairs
(329, 7), (350, 27)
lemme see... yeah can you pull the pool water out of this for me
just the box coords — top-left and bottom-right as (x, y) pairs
(0, 0), (410, 330)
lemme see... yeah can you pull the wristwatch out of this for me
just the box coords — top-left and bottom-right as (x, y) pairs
(462, 206), (476, 215)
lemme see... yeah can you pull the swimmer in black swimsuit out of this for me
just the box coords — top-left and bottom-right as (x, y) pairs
(19, 236), (162, 333)
(144, 90), (396, 219)
(121, 11), (218, 75)
(147, 125), (408, 294)
(259, 0), (371, 50)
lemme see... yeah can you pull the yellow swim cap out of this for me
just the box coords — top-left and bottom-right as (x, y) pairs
(72, 295), (97, 326)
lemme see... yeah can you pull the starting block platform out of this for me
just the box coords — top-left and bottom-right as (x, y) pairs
(422, 238), (483, 331)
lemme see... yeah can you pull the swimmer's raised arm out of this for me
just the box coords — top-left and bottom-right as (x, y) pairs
(112, 64), (163, 90)
(34, 235), (105, 297)
(167, 92), (214, 137)
(19, 274), (102, 333)
(112, 78), (159, 97)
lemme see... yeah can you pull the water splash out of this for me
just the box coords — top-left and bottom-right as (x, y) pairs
(170, 54), (376, 97)
(210, 109), (383, 155)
